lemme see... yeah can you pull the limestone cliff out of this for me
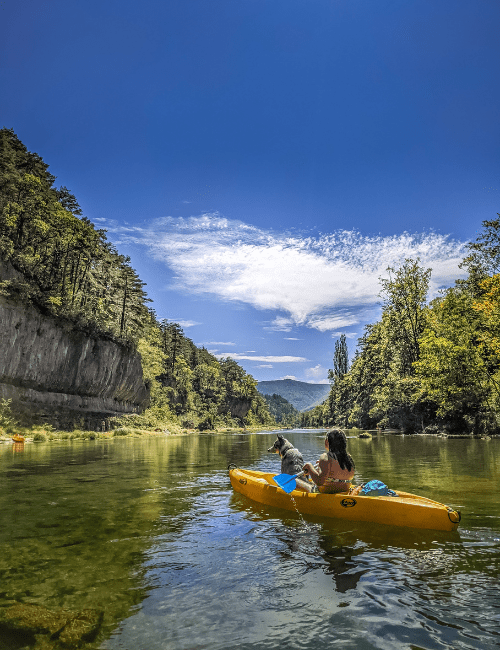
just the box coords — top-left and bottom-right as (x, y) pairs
(0, 286), (149, 430)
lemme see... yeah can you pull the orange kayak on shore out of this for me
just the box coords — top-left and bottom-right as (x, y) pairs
(229, 467), (461, 531)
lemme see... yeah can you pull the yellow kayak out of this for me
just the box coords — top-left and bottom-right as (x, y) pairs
(229, 467), (461, 532)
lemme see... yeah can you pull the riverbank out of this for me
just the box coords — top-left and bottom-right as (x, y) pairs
(1, 425), (496, 444)
(0, 423), (291, 443)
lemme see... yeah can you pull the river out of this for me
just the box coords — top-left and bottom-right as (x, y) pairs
(0, 430), (499, 650)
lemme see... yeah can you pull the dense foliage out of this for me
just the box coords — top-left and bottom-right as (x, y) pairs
(301, 224), (500, 436)
(257, 379), (330, 412)
(0, 129), (274, 430)
(136, 317), (275, 429)
(261, 393), (300, 427)
(0, 128), (150, 342)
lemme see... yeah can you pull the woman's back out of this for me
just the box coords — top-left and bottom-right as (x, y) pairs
(316, 451), (355, 493)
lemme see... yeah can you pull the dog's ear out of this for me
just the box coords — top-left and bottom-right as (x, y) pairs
(277, 433), (284, 441)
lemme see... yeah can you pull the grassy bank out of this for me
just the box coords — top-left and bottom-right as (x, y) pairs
(0, 396), (287, 443)
(0, 423), (286, 443)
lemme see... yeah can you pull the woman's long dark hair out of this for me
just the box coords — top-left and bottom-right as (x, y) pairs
(326, 428), (355, 472)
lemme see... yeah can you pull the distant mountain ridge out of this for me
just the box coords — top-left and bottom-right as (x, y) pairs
(257, 379), (330, 412)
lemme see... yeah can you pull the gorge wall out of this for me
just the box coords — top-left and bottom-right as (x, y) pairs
(0, 267), (149, 429)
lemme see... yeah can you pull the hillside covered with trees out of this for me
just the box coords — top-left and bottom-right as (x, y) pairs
(300, 224), (500, 436)
(260, 393), (300, 427)
(0, 129), (274, 431)
(257, 379), (330, 412)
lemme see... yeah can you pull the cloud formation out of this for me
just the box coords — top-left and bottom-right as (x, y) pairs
(109, 213), (467, 332)
(171, 319), (200, 328)
(305, 364), (330, 383)
(213, 353), (308, 363)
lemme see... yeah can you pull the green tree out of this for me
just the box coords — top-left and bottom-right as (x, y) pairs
(262, 393), (299, 426)
(0, 128), (153, 344)
(379, 258), (431, 375)
(414, 287), (495, 433)
(325, 333), (352, 427)
(461, 215), (500, 291)
(321, 259), (432, 431)
(328, 333), (349, 382)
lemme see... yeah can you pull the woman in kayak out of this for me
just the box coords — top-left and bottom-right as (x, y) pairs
(302, 428), (355, 493)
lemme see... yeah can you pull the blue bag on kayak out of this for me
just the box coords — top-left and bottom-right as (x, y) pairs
(360, 480), (397, 497)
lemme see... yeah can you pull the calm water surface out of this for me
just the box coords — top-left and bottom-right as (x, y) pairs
(0, 430), (499, 650)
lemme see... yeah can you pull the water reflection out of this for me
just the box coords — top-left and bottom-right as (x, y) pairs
(0, 432), (499, 650)
(318, 538), (367, 593)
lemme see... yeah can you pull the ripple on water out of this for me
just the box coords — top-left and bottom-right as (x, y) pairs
(102, 494), (499, 650)
(1, 434), (499, 650)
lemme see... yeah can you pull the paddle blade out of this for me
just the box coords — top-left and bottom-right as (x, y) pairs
(272, 473), (299, 493)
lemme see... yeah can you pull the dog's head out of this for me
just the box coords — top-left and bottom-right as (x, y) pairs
(267, 434), (292, 456)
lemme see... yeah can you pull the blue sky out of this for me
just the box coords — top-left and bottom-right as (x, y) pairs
(1, 0), (499, 383)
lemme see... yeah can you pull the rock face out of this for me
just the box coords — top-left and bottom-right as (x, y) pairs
(0, 290), (149, 430)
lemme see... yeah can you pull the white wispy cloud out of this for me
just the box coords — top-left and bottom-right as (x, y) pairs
(305, 364), (330, 383)
(331, 331), (358, 339)
(305, 313), (360, 332)
(265, 316), (295, 332)
(107, 213), (467, 332)
(173, 320), (200, 328)
(213, 353), (308, 363)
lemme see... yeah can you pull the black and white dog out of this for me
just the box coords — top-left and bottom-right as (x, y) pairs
(267, 434), (304, 475)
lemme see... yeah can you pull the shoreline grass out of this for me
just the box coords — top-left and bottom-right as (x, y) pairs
(0, 423), (289, 443)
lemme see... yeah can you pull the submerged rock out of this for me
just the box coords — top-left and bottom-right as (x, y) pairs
(57, 610), (103, 646)
(0, 603), (103, 648)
